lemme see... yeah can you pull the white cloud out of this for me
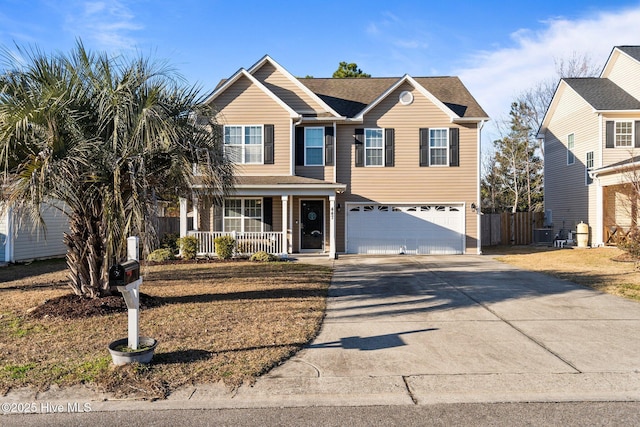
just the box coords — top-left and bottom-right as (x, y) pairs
(64, 1), (143, 50)
(457, 5), (640, 138)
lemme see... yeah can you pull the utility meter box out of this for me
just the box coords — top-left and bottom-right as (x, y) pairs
(108, 260), (140, 289)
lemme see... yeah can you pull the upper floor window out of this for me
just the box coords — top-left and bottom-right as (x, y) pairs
(615, 121), (633, 147)
(224, 125), (263, 164)
(304, 127), (324, 166)
(224, 198), (263, 232)
(567, 133), (575, 165)
(365, 128), (384, 166)
(430, 128), (449, 166)
(585, 151), (594, 185)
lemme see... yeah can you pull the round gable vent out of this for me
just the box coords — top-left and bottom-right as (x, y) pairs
(399, 90), (414, 105)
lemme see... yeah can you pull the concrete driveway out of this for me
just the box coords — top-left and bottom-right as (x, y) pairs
(240, 254), (640, 406)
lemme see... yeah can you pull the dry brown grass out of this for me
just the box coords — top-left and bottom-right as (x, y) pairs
(0, 260), (331, 399)
(485, 245), (640, 301)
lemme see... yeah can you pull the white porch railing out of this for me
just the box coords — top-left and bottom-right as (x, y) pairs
(187, 231), (285, 257)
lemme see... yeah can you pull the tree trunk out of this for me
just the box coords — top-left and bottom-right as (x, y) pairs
(63, 207), (108, 298)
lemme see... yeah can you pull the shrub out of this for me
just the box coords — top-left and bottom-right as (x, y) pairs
(147, 248), (176, 262)
(250, 251), (278, 262)
(214, 235), (236, 260)
(160, 233), (179, 252)
(178, 236), (199, 260)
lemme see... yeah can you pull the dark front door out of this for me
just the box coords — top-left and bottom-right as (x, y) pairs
(301, 200), (324, 250)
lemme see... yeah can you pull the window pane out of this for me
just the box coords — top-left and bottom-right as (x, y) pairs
(306, 147), (323, 165)
(224, 126), (242, 145)
(244, 145), (262, 163)
(225, 199), (242, 217)
(305, 128), (324, 147)
(616, 122), (633, 147)
(224, 145), (242, 163)
(430, 129), (447, 147)
(244, 218), (262, 232)
(586, 151), (594, 168)
(224, 218), (242, 232)
(245, 126), (262, 145)
(430, 148), (447, 166)
(365, 129), (383, 148)
(244, 199), (262, 217)
(366, 148), (383, 166)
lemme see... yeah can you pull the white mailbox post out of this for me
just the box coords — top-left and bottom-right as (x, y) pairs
(112, 236), (143, 350)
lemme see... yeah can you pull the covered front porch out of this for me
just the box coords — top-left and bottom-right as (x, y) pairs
(179, 176), (346, 259)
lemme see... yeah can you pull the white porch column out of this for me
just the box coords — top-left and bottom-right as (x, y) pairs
(179, 197), (188, 239)
(281, 195), (289, 255)
(595, 181), (604, 246)
(192, 195), (199, 231)
(329, 195), (336, 259)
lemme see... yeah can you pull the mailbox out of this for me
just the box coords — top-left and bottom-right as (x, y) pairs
(109, 260), (140, 289)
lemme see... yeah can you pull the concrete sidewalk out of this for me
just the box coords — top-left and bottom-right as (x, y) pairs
(4, 255), (640, 411)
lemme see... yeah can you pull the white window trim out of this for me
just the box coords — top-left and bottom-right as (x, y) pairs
(567, 133), (575, 165)
(364, 128), (385, 167)
(585, 150), (594, 186)
(223, 198), (264, 233)
(614, 120), (634, 148)
(223, 124), (264, 164)
(429, 128), (449, 167)
(304, 127), (324, 166)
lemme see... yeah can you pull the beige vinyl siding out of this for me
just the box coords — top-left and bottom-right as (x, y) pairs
(544, 87), (598, 235)
(336, 83), (479, 251)
(12, 204), (69, 262)
(605, 52), (640, 101)
(601, 113), (640, 166)
(252, 62), (327, 114)
(212, 75), (291, 175)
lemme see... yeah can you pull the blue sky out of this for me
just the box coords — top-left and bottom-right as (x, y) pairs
(1, 0), (640, 143)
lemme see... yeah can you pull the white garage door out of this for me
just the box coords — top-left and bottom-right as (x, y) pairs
(346, 203), (465, 255)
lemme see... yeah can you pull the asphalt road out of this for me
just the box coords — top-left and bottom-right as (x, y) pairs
(4, 402), (640, 426)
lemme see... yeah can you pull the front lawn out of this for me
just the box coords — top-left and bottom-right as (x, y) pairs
(0, 260), (331, 399)
(485, 246), (640, 301)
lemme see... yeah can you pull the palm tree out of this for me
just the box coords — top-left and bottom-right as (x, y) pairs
(0, 42), (233, 298)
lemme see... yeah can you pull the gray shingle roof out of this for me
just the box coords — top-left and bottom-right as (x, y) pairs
(299, 77), (488, 119)
(563, 78), (640, 111)
(617, 46), (640, 62)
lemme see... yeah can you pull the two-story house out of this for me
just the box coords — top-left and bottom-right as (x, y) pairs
(179, 55), (488, 258)
(539, 46), (640, 246)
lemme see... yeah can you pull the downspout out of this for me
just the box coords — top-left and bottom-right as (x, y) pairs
(291, 116), (303, 176)
(596, 114), (604, 246)
(477, 119), (486, 255)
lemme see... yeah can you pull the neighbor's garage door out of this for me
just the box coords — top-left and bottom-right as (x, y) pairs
(346, 203), (464, 255)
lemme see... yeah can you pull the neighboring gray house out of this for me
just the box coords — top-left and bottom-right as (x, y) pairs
(0, 203), (69, 263)
(538, 46), (640, 246)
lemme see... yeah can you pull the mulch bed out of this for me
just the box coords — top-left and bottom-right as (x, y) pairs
(28, 293), (162, 320)
(611, 252), (640, 263)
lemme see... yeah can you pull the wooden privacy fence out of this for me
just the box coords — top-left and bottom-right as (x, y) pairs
(481, 212), (545, 246)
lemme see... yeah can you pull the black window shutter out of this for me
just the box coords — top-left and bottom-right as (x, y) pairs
(419, 128), (429, 167)
(325, 126), (334, 166)
(355, 128), (364, 167)
(263, 197), (273, 232)
(635, 121), (640, 148)
(449, 128), (460, 167)
(385, 128), (395, 167)
(606, 121), (614, 148)
(263, 124), (274, 164)
(295, 127), (305, 166)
